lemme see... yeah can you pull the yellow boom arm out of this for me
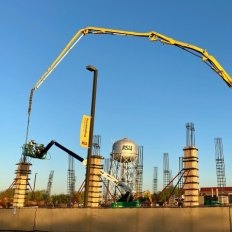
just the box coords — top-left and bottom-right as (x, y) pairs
(25, 26), (232, 143)
(32, 26), (232, 90)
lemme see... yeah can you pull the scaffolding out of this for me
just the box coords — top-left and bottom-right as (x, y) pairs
(186, 122), (195, 147)
(45, 170), (54, 206)
(92, 135), (101, 156)
(178, 157), (184, 195)
(103, 158), (110, 199)
(86, 134), (103, 207)
(46, 170), (54, 198)
(67, 156), (75, 198)
(183, 122), (199, 206)
(163, 153), (171, 188)
(13, 162), (31, 207)
(135, 146), (143, 194)
(215, 137), (226, 191)
(153, 167), (158, 193)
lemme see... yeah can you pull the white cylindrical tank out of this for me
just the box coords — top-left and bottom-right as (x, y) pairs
(112, 138), (138, 163)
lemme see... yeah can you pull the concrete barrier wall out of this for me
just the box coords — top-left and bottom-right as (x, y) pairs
(0, 207), (231, 232)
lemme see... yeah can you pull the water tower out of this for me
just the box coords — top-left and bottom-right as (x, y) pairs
(104, 138), (143, 200)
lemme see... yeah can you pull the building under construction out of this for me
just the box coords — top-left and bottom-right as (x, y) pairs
(182, 122), (199, 207)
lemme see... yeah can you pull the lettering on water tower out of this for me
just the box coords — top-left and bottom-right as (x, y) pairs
(122, 145), (133, 151)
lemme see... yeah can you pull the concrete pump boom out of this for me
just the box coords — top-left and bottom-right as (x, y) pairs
(32, 27), (232, 91)
(25, 26), (232, 144)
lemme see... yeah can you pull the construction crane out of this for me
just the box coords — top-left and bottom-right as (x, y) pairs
(24, 27), (232, 151)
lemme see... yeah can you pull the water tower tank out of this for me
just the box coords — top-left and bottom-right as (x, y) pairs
(112, 138), (138, 162)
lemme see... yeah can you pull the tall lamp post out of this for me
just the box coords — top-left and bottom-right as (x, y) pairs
(84, 65), (98, 208)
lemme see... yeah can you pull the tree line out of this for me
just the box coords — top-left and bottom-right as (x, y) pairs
(0, 189), (84, 208)
(0, 186), (182, 208)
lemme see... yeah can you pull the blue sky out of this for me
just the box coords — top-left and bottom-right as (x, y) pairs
(0, 0), (232, 194)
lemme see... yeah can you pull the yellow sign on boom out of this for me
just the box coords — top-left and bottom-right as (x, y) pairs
(80, 115), (91, 148)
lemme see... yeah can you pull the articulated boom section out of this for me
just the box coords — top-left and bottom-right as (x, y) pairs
(32, 26), (232, 92)
(22, 140), (85, 163)
(22, 140), (132, 195)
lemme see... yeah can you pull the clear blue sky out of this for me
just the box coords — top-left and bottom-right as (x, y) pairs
(0, 0), (232, 194)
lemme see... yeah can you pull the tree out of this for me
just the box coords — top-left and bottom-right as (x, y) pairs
(0, 189), (14, 208)
(156, 186), (182, 205)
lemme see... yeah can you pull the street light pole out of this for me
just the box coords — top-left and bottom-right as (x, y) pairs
(84, 65), (98, 208)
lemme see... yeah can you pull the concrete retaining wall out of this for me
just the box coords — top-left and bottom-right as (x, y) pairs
(0, 207), (231, 232)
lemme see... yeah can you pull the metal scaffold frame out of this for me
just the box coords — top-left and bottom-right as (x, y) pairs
(215, 137), (226, 191)
(163, 153), (171, 188)
(153, 167), (158, 193)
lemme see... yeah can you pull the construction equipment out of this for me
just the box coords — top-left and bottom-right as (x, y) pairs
(157, 168), (190, 206)
(134, 190), (153, 207)
(24, 27), (232, 151)
(23, 140), (137, 207)
(22, 140), (46, 159)
(31, 27), (232, 91)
